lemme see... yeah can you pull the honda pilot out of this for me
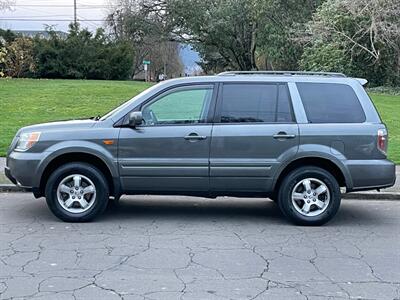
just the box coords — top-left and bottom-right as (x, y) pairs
(5, 71), (396, 225)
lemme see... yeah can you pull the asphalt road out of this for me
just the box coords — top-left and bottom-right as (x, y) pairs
(0, 193), (399, 300)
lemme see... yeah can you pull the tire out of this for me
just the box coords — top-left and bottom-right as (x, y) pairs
(278, 166), (341, 226)
(45, 162), (109, 222)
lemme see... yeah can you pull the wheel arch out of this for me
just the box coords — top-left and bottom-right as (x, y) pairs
(273, 156), (351, 194)
(37, 152), (119, 198)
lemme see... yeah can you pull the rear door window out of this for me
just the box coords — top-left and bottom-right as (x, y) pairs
(297, 82), (365, 123)
(219, 83), (294, 123)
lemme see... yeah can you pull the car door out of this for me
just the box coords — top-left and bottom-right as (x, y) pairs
(210, 82), (299, 193)
(118, 84), (216, 193)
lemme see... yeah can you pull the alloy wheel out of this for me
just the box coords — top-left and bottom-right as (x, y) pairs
(56, 174), (96, 214)
(291, 178), (330, 217)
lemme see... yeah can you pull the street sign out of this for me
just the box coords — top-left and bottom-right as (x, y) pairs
(143, 60), (150, 82)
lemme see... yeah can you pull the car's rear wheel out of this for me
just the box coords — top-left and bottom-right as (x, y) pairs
(45, 162), (109, 222)
(278, 166), (341, 226)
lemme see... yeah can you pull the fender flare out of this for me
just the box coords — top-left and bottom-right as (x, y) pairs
(272, 150), (353, 190)
(35, 141), (119, 194)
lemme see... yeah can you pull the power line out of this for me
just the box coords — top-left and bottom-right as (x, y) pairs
(78, 15), (101, 27)
(1, 15), (73, 18)
(1, 1), (108, 25)
(17, 6), (60, 15)
(0, 18), (104, 21)
(10, 5), (109, 8)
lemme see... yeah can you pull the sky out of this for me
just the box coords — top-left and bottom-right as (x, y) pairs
(0, 0), (111, 32)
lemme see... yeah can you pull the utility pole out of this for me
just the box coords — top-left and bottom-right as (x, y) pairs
(73, 0), (77, 26)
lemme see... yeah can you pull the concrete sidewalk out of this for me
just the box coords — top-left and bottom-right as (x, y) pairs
(0, 157), (9, 187)
(1, 157), (399, 199)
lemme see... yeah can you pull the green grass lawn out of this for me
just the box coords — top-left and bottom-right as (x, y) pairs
(369, 93), (400, 164)
(0, 78), (399, 163)
(0, 78), (152, 156)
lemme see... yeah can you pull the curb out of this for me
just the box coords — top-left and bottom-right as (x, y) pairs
(342, 192), (400, 200)
(0, 184), (29, 193)
(0, 183), (399, 200)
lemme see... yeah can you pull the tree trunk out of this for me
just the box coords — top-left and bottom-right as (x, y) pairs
(250, 22), (258, 70)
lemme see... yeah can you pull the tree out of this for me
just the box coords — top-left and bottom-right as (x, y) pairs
(300, 0), (400, 85)
(256, 0), (323, 70)
(108, 0), (259, 72)
(300, 42), (352, 74)
(161, 0), (259, 71)
(108, 0), (323, 72)
(178, 0), (258, 70)
(107, 1), (183, 78)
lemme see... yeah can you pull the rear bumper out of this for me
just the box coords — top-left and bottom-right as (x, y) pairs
(346, 159), (396, 192)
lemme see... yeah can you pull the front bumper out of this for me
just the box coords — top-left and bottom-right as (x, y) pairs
(6, 151), (43, 189)
(5, 165), (33, 192)
(5, 166), (17, 185)
(346, 159), (396, 192)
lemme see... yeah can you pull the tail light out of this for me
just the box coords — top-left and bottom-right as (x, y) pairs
(377, 129), (388, 155)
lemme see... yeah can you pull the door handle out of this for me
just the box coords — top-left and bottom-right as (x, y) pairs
(273, 132), (296, 139)
(184, 133), (207, 140)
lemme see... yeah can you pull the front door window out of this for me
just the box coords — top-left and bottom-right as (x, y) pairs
(142, 87), (213, 125)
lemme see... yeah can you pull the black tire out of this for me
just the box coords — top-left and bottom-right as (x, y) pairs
(45, 162), (109, 222)
(278, 166), (341, 226)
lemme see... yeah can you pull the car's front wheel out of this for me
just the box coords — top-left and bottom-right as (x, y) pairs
(278, 166), (341, 226)
(45, 162), (109, 222)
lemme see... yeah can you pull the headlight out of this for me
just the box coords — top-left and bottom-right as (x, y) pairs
(15, 132), (41, 151)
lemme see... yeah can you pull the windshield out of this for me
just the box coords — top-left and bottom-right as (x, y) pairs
(99, 83), (158, 121)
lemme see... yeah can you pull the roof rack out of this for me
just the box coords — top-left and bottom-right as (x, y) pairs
(218, 71), (347, 78)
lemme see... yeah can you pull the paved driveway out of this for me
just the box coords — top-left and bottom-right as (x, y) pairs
(0, 193), (399, 300)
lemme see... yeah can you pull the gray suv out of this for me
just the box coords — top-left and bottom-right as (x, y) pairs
(5, 71), (396, 225)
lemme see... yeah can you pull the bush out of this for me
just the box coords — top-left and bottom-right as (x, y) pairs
(34, 24), (133, 80)
(3, 37), (36, 78)
(0, 24), (134, 80)
(0, 47), (6, 77)
(367, 86), (400, 96)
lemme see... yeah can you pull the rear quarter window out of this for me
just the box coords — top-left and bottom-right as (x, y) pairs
(297, 82), (366, 123)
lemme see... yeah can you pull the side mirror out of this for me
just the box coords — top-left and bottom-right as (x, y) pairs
(129, 111), (143, 127)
